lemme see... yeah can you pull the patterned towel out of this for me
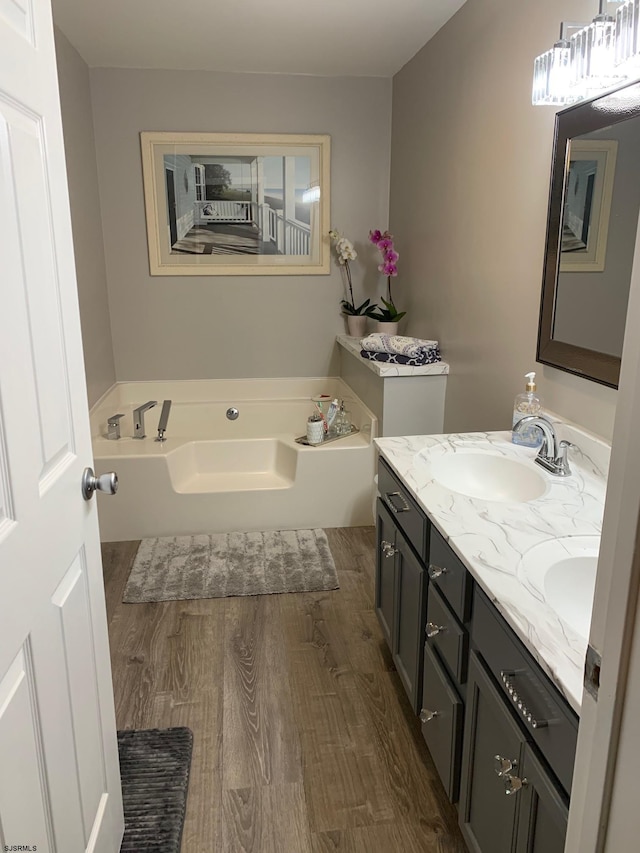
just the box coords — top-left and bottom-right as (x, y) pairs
(360, 349), (441, 366)
(360, 334), (439, 360)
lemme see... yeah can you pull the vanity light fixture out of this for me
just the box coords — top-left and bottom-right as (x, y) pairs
(532, 0), (637, 105)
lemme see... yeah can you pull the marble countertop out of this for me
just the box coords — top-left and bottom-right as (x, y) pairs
(337, 335), (450, 377)
(375, 430), (609, 714)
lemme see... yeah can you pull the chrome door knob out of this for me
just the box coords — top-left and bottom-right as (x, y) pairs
(82, 467), (118, 501)
(381, 540), (397, 558)
(428, 564), (448, 579)
(426, 621), (446, 638)
(420, 708), (439, 723)
(503, 774), (527, 796)
(494, 755), (516, 777)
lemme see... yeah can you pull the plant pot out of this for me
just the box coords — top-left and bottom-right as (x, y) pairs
(375, 321), (399, 335)
(346, 315), (368, 337)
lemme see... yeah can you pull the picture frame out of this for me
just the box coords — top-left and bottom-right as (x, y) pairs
(140, 131), (331, 276)
(560, 139), (617, 272)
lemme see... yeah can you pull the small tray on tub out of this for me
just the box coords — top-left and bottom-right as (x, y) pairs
(295, 426), (359, 446)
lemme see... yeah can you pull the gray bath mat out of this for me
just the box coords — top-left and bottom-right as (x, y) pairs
(123, 528), (339, 602)
(118, 726), (192, 852)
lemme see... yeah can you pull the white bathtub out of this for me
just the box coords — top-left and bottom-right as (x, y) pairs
(91, 378), (377, 541)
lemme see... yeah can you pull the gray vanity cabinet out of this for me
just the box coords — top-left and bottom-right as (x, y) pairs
(374, 455), (573, 853)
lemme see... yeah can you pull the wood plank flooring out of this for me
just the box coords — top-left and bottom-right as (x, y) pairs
(102, 528), (468, 853)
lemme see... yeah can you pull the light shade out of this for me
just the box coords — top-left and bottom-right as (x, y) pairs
(570, 14), (623, 97)
(533, 40), (574, 105)
(615, 0), (640, 72)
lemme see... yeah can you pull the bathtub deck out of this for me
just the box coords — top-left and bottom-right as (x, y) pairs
(102, 528), (466, 853)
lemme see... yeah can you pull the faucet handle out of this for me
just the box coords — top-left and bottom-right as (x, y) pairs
(556, 440), (573, 476)
(106, 413), (124, 440)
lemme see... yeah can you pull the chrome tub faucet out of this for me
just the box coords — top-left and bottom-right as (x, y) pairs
(513, 415), (572, 476)
(132, 400), (157, 439)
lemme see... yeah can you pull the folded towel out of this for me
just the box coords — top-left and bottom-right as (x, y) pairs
(360, 349), (441, 367)
(360, 334), (439, 360)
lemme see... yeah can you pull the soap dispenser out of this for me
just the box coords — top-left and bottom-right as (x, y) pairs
(512, 372), (542, 447)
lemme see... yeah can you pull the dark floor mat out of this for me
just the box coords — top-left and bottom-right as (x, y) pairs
(118, 727), (193, 852)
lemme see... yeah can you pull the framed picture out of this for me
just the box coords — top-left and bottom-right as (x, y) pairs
(560, 139), (617, 272)
(140, 132), (330, 275)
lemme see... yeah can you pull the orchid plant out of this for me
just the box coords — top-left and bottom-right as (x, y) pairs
(369, 229), (406, 322)
(329, 229), (378, 317)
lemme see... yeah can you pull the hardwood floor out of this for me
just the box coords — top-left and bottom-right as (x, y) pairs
(102, 528), (467, 852)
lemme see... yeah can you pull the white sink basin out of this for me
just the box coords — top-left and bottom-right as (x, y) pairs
(428, 452), (548, 503)
(544, 555), (598, 639)
(518, 536), (600, 640)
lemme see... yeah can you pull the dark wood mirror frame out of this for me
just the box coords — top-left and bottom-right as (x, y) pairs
(537, 79), (640, 390)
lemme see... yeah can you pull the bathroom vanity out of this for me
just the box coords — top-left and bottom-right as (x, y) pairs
(374, 426), (609, 852)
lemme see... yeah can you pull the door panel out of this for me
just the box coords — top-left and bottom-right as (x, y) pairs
(421, 641), (464, 802)
(375, 498), (396, 648)
(516, 745), (568, 853)
(393, 530), (427, 711)
(52, 551), (108, 841)
(0, 645), (55, 851)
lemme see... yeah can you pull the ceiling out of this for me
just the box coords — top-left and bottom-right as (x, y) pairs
(51, 0), (468, 77)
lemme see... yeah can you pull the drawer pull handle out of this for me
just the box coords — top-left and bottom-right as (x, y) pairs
(428, 564), (448, 580)
(420, 708), (439, 723)
(500, 670), (548, 730)
(381, 540), (397, 558)
(503, 773), (528, 796)
(493, 755), (517, 777)
(385, 491), (411, 514)
(426, 621), (447, 638)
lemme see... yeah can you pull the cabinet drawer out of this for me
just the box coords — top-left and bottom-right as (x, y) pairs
(426, 585), (469, 685)
(421, 641), (463, 803)
(472, 588), (578, 795)
(428, 528), (473, 623)
(378, 458), (428, 561)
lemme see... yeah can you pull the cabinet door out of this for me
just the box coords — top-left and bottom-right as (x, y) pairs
(375, 498), (397, 649)
(393, 529), (427, 712)
(515, 745), (568, 853)
(459, 651), (528, 853)
(421, 641), (464, 803)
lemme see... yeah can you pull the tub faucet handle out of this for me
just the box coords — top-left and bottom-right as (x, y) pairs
(106, 413), (124, 440)
(155, 400), (172, 442)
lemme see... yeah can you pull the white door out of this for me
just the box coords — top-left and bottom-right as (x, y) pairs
(0, 1), (124, 851)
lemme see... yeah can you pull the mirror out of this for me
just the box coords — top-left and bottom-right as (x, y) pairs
(537, 80), (640, 388)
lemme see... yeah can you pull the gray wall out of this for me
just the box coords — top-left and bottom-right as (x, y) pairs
(54, 28), (116, 406)
(390, 0), (619, 440)
(89, 69), (392, 381)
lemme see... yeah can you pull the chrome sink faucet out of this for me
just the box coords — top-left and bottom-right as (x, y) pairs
(513, 415), (572, 476)
(132, 400), (157, 439)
